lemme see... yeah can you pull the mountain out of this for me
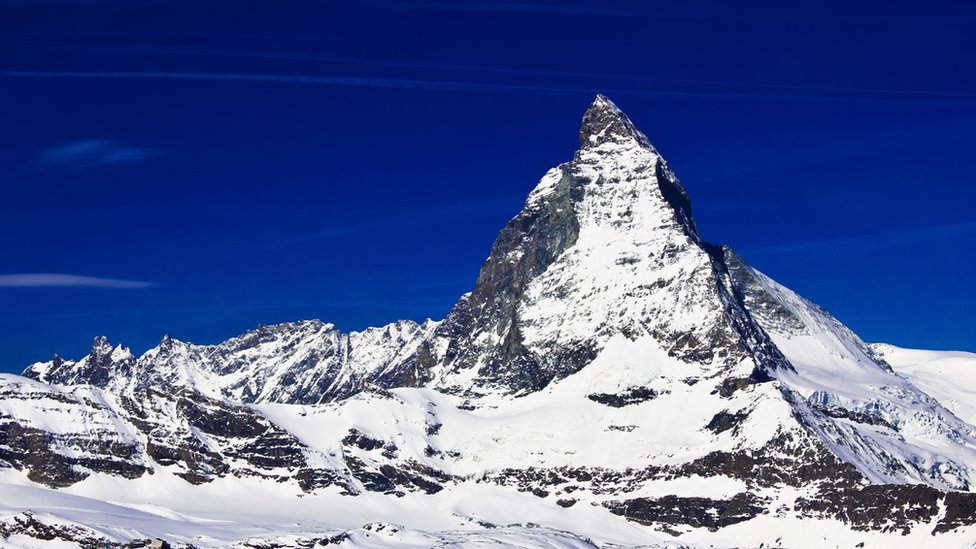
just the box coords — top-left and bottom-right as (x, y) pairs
(2, 96), (976, 549)
(24, 320), (437, 404)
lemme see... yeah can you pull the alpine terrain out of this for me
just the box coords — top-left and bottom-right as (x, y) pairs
(2, 96), (976, 548)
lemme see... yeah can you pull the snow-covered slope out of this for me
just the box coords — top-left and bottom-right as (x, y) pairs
(725, 249), (976, 490)
(0, 373), (353, 491)
(3, 95), (976, 548)
(872, 344), (976, 426)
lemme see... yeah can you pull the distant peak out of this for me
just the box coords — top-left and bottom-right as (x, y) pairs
(89, 336), (133, 363)
(579, 94), (652, 150)
(91, 336), (113, 354)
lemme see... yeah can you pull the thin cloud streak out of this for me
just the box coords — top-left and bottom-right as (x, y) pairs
(740, 222), (976, 260)
(0, 274), (158, 289)
(367, 1), (683, 18)
(1, 71), (974, 106)
(30, 41), (976, 102)
(0, 69), (729, 97)
(38, 139), (162, 171)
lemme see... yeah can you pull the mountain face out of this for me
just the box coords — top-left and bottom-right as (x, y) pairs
(406, 95), (789, 398)
(3, 96), (976, 549)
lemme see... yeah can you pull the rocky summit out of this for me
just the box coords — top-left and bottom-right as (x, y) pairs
(3, 96), (976, 548)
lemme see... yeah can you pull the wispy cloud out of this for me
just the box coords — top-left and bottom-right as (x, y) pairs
(20, 40), (976, 104)
(2, 71), (974, 106)
(0, 69), (646, 96)
(0, 273), (157, 288)
(0, 0), (165, 6)
(37, 139), (162, 171)
(740, 221), (976, 260)
(364, 1), (677, 17)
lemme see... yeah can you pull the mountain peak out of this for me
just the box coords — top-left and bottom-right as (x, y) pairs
(91, 335), (113, 356)
(578, 94), (652, 150)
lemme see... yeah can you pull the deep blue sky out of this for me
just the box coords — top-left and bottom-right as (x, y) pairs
(1, 1), (974, 371)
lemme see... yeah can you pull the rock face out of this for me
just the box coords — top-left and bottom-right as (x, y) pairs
(4, 95), (976, 547)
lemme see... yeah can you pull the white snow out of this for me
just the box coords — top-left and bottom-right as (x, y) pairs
(873, 344), (976, 426)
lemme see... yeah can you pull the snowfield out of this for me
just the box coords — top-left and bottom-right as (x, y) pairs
(874, 344), (976, 426)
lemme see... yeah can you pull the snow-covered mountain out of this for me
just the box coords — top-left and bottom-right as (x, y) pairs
(24, 319), (437, 404)
(2, 96), (975, 548)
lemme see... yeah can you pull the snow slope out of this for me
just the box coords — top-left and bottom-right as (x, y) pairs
(726, 252), (976, 490)
(873, 344), (976, 426)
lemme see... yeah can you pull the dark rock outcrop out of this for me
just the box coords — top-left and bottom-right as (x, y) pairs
(587, 387), (660, 407)
(604, 493), (765, 531)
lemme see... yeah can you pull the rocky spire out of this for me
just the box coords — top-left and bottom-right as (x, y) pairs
(578, 94), (653, 150)
(90, 335), (114, 357)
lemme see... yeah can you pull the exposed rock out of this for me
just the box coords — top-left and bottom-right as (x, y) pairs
(345, 456), (395, 493)
(670, 432), (863, 489)
(587, 387), (660, 407)
(0, 512), (111, 547)
(794, 484), (954, 534)
(705, 410), (750, 435)
(604, 492), (765, 531)
(342, 429), (386, 451)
